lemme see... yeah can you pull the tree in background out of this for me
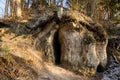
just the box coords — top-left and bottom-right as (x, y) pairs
(108, 0), (120, 18)
(16, 0), (22, 17)
(5, 0), (22, 18)
(10, 0), (15, 17)
(91, 0), (120, 22)
(3, 0), (120, 21)
(4, 0), (9, 18)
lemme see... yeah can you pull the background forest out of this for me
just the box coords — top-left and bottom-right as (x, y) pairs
(2, 0), (120, 21)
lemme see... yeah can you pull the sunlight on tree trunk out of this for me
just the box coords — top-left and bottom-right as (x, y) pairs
(10, 0), (16, 18)
(16, 0), (22, 18)
(48, 0), (51, 6)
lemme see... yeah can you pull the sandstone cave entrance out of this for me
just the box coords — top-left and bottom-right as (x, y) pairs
(53, 31), (61, 65)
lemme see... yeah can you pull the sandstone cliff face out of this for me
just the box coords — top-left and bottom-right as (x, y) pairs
(96, 41), (108, 67)
(58, 20), (107, 75)
(33, 11), (108, 75)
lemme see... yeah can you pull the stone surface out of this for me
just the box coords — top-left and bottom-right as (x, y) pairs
(96, 41), (108, 67)
(59, 21), (108, 75)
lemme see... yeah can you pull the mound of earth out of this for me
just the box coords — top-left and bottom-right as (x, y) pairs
(0, 26), (83, 80)
(0, 10), (112, 80)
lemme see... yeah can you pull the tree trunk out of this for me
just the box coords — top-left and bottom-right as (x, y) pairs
(10, 0), (16, 18)
(4, 0), (9, 18)
(16, 0), (22, 18)
(48, 0), (51, 6)
(27, 0), (30, 7)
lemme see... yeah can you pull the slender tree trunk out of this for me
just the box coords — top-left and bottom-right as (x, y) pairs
(4, 0), (9, 18)
(16, 0), (22, 17)
(27, 0), (30, 7)
(48, 0), (51, 6)
(10, 0), (16, 17)
(53, 0), (56, 4)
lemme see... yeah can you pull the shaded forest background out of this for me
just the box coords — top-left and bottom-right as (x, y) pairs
(2, 0), (120, 22)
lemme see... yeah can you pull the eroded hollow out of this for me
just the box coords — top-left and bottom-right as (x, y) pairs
(97, 63), (105, 72)
(53, 31), (61, 65)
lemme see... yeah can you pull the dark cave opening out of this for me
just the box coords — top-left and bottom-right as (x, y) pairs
(53, 31), (61, 65)
(97, 64), (105, 72)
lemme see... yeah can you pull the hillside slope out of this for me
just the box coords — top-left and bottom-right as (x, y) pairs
(0, 26), (84, 80)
